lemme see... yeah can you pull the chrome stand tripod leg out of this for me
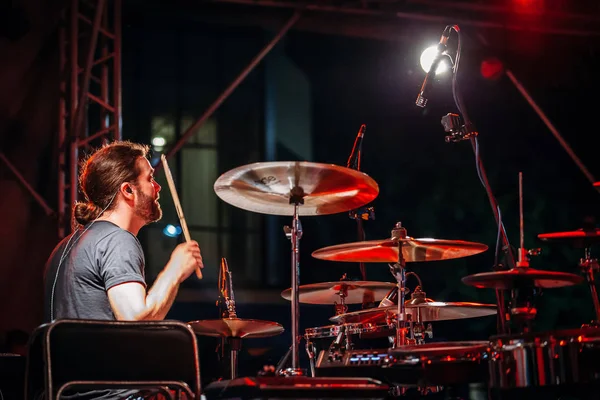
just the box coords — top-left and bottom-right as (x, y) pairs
(276, 345), (292, 372)
(306, 340), (316, 377)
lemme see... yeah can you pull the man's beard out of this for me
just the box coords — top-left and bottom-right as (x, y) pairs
(134, 189), (162, 224)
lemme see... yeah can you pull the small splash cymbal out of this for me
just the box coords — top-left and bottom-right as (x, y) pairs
(281, 281), (396, 305)
(188, 318), (284, 339)
(312, 238), (488, 263)
(213, 161), (379, 216)
(461, 267), (583, 290)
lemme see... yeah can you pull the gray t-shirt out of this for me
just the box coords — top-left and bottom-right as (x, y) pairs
(44, 220), (147, 322)
(42, 221), (147, 399)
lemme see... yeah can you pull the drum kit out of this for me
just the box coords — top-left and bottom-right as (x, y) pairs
(187, 160), (600, 398)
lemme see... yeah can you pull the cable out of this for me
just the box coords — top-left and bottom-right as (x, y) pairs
(449, 25), (515, 270)
(447, 25), (516, 334)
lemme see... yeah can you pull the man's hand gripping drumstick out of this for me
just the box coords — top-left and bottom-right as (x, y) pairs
(161, 154), (203, 279)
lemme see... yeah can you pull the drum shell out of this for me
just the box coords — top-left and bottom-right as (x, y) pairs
(387, 341), (490, 386)
(488, 328), (600, 389)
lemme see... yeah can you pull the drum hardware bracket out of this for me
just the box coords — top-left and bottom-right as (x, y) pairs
(407, 286), (434, 343)
(334, 280), (349, 315)
(349, 206), (375, 221)
(389, 385), (443, 397)
(580, 247), (600, 324)
(441, 113), (478, 143)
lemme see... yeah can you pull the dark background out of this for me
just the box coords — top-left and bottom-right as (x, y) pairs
(1, 0), (600, 383)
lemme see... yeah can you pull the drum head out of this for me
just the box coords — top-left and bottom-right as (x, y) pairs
(391, 341), (490, 357)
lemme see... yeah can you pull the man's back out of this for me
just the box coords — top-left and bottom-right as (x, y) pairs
(44, 221), (146, 322)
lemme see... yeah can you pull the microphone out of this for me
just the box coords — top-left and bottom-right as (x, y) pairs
(415, 26), (452, 108)
(218, 257), (237, 318)
(347, 124), (366, 171)
(217, 258), (228, 317)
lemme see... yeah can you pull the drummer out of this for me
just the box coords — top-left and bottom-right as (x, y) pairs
(44, 141), (204, 322)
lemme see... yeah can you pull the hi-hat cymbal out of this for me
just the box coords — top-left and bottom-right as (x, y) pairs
(538, 228), (600, 247)
(281, 281), (396, 305)
(329, 301), (497, 324)
(188, 318), (284, 339)
(461, 267), (584, 290)
(213, 161), (379, 216)
(312, 238), (488, 263)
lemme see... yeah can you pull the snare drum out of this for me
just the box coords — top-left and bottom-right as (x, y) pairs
(305, 323), (366, 341)
(488, 327), (600, 389)
(305, 323), (394, 341)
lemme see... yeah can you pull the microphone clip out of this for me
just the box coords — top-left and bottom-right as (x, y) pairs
(441, 113), (478, 143)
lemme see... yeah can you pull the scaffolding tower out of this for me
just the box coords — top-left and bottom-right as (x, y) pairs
(57, 0), (122, 237)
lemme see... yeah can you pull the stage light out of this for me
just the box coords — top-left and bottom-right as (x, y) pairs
(152, 136), (166, 147)
(480, 57), (504, 80)
(163, 224), (182, 237)
(420, 45), (450, 74)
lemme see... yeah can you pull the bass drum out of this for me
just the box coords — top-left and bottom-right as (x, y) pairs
(488, 327), (600, 400)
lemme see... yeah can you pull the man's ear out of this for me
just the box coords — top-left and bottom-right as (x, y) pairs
(120, 182), (134, 198)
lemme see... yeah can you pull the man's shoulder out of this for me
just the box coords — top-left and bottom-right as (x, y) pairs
(90, 221), (133, 238)
(88, 222), (140, 248)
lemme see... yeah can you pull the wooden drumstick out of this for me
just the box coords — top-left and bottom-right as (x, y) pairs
(161, 154), (203, 279)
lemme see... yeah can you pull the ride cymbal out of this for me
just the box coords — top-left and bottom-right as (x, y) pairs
(312, 238), (488, 263)
(329, 301), (497, 324)
(188, 318), (284, 339)
(461, 267), (583, 290)
(281, 281), (396, 305)
(213, 161), (379, 216)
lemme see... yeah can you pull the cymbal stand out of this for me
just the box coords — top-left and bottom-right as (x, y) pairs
(334, 284), (349, 315)
(510, 172), (537, 333)
(332, 274), (350, 316)
(281, 186), (305, 376)
(510, 173), (539, 333)
(389, 222), (412, 347)
(580, 247), (600, 325)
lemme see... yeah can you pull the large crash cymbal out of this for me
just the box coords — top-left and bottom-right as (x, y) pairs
(213, 161), (379, 216)
(461, 267), (584, 290)
(538, 228), (600, 247)
(329, 301), (497, 324)
(188, 318), (284, 339)
(281, 281), (396, 305)
(312, 238), (488, 263)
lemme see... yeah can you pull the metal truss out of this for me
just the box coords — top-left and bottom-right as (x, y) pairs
(209, 0), (600, 36)
(58, 0), (122, 237)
